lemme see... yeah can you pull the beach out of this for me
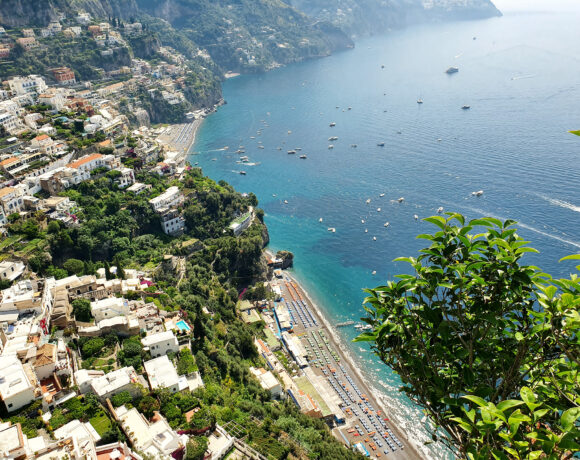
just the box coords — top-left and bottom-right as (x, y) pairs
(263, 249), (424, 459)
(157, 118), (202, 154)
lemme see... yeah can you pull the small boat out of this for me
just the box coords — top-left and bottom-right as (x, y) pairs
(377, 208), (381, 212)
(277, 147), (282, 150)
(384, 222), (389, 227)
(328, 227), (336, 233)
(366, 199), (371, 204)
(223, 146), (229, 150)
(381, 65), (385, 69)
(273, 194), (277, 197)
(446, 66), (459, 74)
(377, 142), (385, 147)
(328, 145), (334, 149)
(287, 150), (296, 154)
(330, 122), (336, 127)
(365, 229), (368, 233)
(240, 156), (249, 162)
(351, 144), (358, 148)
(354, 323), (364, 330)
(437, 207), (444, 213)
(379, 193), (385, 197)
(372, 271), (376, 275)
(236, 149), (245, 154)
(417, 99), (423, 104)
(373, 236), (377, 241)
(299, 155), (307, 159)
(437, 138), (442, 142)
(329, 136), (338, 141)
(284, 200), (288, 204)
(337, 321), (355, 327)
(296, 147), (302, 151)
(362, 324), (372, 331)
(348, 107), (352, 110)
(288, 130), (292, 134)
(319, 218), (323, 223)
(239, 171), (246, 175)
(397, 197), (405, 203)
(258, 145), (264, 149)
(250, 136), (255, 139)
(472, 190), (484, 196)
(462, 105), (471, 110)
(414, 214), (419, 220)
(396, 130), (402, 134)
(361, 219), (365, 224)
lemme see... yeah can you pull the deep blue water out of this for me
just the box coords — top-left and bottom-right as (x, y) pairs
(191, 4), (580, 457)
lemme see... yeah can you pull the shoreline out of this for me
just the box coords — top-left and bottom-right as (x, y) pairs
(265, 250), (427, 460)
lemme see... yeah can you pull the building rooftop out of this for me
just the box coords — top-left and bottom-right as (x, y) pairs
(141, 330), (176, 347)
(143, 355), (181, 390)
(0, 355), (33, 399)
(90, 367), (136, 397)
(67, 153), (103, 169)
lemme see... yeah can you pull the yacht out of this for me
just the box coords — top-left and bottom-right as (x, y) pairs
(366, 199), (371, 204)
(299, 154), (307, 159)
(330, 122), (336, 127)
(284, 200), (288, 204)
(377, 208), (381, 212)
(365, 229), (368, 233)
(373, 236), (377, 241)
(239, 171), (247, 175)
(446, 66), (459, 74)
(379, 193), (385, 197)
(462, 105), (471, 110)
(397, 197), (405, 203)
(258, 145), (264, 149)
(287, 150), (296, 154)
(351, 144), (358, 148)
(437, 207), (444, 213)
(328, 227), (336, 233)
(417, 98), (423, 104)
(240, 156), (249, 162)
(348, 107), (352, 110)
(329, 136), (339, 141)
(384, 222), (390, 227)
(472, 190), (484, 196)
(414, 214), (419, 220)
(319, 218), (323, 223)
(328, 144), (334, 149)
(372, 270), (376, 275)
(377, 142), (385, 147)
(361, 219), (365, 224)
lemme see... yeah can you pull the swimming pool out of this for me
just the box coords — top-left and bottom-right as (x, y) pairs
(176, 320), (191, 332)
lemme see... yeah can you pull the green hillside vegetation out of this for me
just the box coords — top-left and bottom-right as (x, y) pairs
(358, 214), (580, 459)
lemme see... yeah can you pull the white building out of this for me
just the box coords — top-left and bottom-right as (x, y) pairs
(116, 405), (186, 459)
(114, 167), (135, 189)
(90, 297), (130, 322)
(141, 331), (179, 358)
(250, 367), (283, 399)
(126, 182), (151, 195)
(0, 261), (25, 282)
(144, 355), (187, 393)
(5, 75), (47, 97)
(84, 366), (140, 401)
(66, 153), (114, 174)
(0, 355), (36, 413)
(149, 186), (183, 212)
(0, 111), (22, 135)
(74, 369), (105, 394)
(229, 211), (252, 237)
(160, 209), (185, 236)
(38, 92), (67, 111)
(53, 419), (101, 445)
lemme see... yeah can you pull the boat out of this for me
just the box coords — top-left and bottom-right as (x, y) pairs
(365, 229), (368, 233)
(258, 145), (264, 149)
(366, 199), (371, 204)
(240, 156), (249, 162)
(437, 138), (442, 142)
(235, 149), (245, 154)
(381, 65), (385, 69)
(472, 190), (484, 196)
(250, 136), (255, 139)
(396, 130), (402, 134)
(287, 150), (296, 154)
(284, 200), (288, 204)
(462, 105), (471, 110)
(379, 193), (385, 197)
(337, 321), (355, 327)
(372, 271), (377, 275)
(384, 222), (389, 227)
(437, 207), (444, 213)
(377, 142), (385, 147)
(223, 146), (229, 150)
(348, 107), (352, 110)
(273, 194), (277, 197)
(330, 122), (336, 127)
(397, 197), (405, 203)
(373, 236), (377, 241)
(319, 218), (323, 223)
(354, 323), (364, 330)
(446, 66), (459, 74)
(362, 324), (372, 331)
(328, 227), (336, 233)
(239, 171), (246, 175)
(351, 144), (357, 148)
(361, 219), (365, 224)
(328, 145), (334, 149)
(277, 147), (282, 150)
(417, 98), (423, 104)
(329, 136), (338, 141)
(296, 147), (302, 151)
(299, 155), (307, 159)
(288, 130), (292, 134)
(377, 208), (381, 212)
(414, 214), (419, 220)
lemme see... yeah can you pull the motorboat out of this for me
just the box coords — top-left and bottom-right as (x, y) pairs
(472, 190), (484, 196)
(397, 197), (404, 203)
(437, 207), (444, 213)
(379, 193), (385, 197)
(366, 199), (371, 204)
(239, 171), (246, 175)
(330, 122), (336, 127)
(446, 66), (459, 74)
(414, 214), (419, 220)
(328, 145), (334, 149)
(462, 105), (471, 110)
(377, 142), (385, 147)
(328, 227), (336, 233)
(384, 222), (389, 227)
(299, 155), (307, 159)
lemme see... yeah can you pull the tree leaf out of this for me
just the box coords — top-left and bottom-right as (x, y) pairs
(561, 407), (580, 431)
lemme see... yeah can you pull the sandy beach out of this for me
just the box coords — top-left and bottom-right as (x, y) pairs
(156, 118), (202, 154)
(265, 251), (425, 459)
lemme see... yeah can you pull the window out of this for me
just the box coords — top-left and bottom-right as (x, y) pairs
(8, 403), (13, 408)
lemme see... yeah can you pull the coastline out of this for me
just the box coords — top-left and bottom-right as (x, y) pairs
(264, 250), (428, 460)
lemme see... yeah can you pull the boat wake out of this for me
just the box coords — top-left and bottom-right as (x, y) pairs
(511, 74), (536, 80)
(537, 194), (580, 213)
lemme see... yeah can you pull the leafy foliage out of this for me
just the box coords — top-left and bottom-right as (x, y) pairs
(357, 214), (580, 459)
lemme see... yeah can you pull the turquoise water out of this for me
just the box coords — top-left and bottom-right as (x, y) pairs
(176, 320), (191, 332)
(191, 3), (580, 457)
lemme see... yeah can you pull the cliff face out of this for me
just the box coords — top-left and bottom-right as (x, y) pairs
(0, 0), (139, 27)
(285, 0), (500, 37)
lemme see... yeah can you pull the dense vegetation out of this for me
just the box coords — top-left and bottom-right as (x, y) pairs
(357, 214), (580, 459)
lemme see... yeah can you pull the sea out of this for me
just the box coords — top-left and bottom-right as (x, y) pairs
(190, 1), (580, 457)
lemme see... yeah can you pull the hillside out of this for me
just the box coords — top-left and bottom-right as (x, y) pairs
(284, 0), (501, 37)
